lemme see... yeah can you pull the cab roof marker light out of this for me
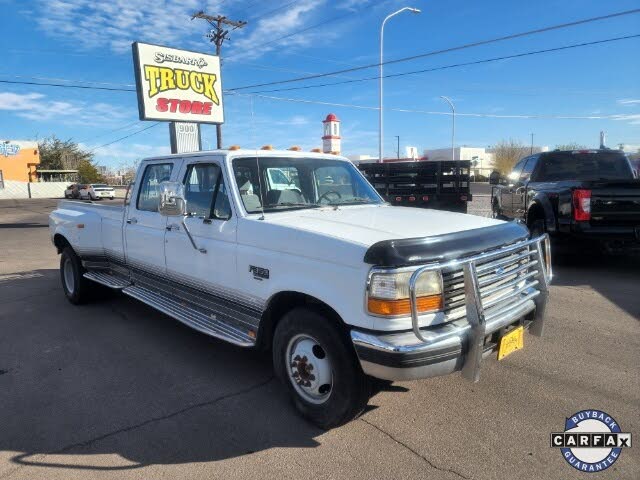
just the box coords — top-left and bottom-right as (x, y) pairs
(261, 145), (274, 150)
(288, 146), (302, 151)
(228, 145), (241, 150)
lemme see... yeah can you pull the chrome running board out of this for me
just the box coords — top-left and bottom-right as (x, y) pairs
(122, 285), (256, 347)
(84, 271), (131, 289)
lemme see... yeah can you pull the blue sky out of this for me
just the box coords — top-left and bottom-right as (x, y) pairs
(1, 0), (639, 168)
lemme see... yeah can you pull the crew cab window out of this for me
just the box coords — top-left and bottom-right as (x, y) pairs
(183, 163), (231, 219)
(537, 152), (634, 181)
(137, 163), (173, 211)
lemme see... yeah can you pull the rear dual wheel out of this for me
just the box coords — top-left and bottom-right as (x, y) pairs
(60, 247), (92, 304)
(273, 307), (370, 429)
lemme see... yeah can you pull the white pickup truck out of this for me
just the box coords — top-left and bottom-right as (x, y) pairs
(49, 149), (552, 428)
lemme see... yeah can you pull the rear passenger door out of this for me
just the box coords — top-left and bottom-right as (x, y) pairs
(164, 159), (238, 303)
(124, 160), (180, 277)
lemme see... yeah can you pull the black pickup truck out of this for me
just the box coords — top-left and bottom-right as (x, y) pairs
(491, 149), (640, 253)
(356, 160), (472, 213)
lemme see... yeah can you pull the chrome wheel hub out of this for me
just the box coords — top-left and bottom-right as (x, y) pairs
(286, 334), (332, 404)
(63, 258), (75, 294)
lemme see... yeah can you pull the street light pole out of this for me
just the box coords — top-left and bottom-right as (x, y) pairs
(440, 96), (455, 161)
(379, 6), (421, 163)
(395, 135), (400, 159)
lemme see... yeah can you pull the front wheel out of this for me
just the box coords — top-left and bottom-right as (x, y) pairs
(529, 218), (546, 238)
(273, 307), (370, 429)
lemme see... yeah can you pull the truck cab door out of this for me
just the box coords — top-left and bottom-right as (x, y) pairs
(124, 160), (181, 279)
(164, 159), (239, 311)
(502, 158), (526, 218)
(513, 155), (539, 219)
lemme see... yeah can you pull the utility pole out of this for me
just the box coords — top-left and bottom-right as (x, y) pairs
(192, 11), (247, 149)
(530, 133), (535, 155)
(395, 135), (400, 159)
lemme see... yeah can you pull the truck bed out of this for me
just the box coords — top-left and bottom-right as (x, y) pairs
(50, 200), (126, 262)
(357, 160), (472, 213)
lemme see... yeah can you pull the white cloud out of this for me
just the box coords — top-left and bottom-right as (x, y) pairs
(35, 0), (241, 53)
(610, 113), (640, 125)
(0, 91), (131, 125)
(617, 99), (640, 106)
(228, 0), (328, 61)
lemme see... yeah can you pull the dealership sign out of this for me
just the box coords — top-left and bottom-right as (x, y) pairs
(132, 42), (224, 124)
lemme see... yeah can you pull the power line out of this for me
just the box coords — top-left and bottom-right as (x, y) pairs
(259, 11), (353, 49)
(244, 34), (640, 94)
(248, 1), (299, 23)
(228, 8), (640, 91)
(232, 92), (636, 120)
(3, 34), (638, 98)
(0, 79), (135, 92)
(76, 120), (143, 145)
(89, 123), (161, 152)
(0, 74), (135, 88)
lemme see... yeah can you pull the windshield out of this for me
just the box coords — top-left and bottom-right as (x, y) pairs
(536, 152), (633, 181)
(233, 156), (383, 213)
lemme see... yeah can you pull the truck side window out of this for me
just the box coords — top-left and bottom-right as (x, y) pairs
(183, 163), (232, 220)
(137, 163), (173, 212)
(520, 156), (538, 182)
(508, 159), (526, 183)
(184, 163), (220, 217)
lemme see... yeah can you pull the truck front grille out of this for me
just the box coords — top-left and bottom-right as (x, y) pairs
(442, 244), (539, 321)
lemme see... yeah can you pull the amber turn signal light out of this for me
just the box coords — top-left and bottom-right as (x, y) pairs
(368, 295), (443, 316)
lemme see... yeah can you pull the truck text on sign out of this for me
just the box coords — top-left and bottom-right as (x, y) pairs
(132, 42), (224, 124)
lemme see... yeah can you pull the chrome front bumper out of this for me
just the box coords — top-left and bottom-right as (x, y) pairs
(351, 234), (551, 382)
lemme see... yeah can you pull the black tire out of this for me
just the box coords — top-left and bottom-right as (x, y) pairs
(491, 199), (501, 219)
(529, 218), (546, 238)
(60, 247), (92, 304)
(273, 307), (370, 429)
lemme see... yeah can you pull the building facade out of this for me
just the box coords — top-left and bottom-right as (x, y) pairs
(0, 140), (40, 183)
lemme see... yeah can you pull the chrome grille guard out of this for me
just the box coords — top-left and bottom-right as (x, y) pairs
(408, 234), (551, 382)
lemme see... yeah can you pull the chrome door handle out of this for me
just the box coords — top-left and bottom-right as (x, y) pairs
(126, 218), (137, 224)
(166, 224), (180, 231)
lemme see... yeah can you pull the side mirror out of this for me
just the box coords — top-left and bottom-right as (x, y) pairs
(159, 181), (187, 216)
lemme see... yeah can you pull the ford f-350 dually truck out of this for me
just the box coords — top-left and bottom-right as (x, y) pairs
(49, 149), (552, 428)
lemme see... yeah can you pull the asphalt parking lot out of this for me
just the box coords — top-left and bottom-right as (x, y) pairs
(0, 198), (638, 480)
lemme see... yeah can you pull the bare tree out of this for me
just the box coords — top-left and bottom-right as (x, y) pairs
(493, 139), (529, 174)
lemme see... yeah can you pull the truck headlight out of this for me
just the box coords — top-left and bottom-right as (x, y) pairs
(367, 269), (443, 316)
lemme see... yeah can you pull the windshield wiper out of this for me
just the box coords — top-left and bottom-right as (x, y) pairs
(263, 202), (322, 210)
(327, 197), (377, 206)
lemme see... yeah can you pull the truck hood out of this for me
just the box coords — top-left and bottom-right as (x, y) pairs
(254, 205), (529, 267)
(266, 205), (503, 245)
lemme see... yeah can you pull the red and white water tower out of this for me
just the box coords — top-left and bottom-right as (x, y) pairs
(322, 113), (341, 154)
